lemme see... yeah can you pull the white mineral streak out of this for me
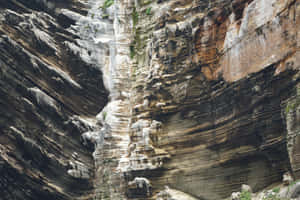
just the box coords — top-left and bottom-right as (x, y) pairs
(32, 28), (57, 52)
(65, 0), (171, 198)
(60, 9), (82, 21)
(28, 87), (58, 110)
(66, 0), (132, 198)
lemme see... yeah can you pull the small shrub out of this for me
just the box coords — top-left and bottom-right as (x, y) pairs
(101, 0), (114, 9)
(240, 191), (251, 200)
(146, 7), (152, 15)
(272, 187), (280, 193)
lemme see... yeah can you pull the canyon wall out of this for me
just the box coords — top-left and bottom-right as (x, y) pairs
(0, 0), (108, 199)
(0, 0), (300, 200)
(119, 0), (300, 199)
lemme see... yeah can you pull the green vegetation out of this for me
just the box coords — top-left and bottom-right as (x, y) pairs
(262, 187), (280, 200)
(99, 0), (114, 18)
(240, 191), (251, 200)
(129, 4), (152, 60)
(101, 0), (114, 9)
(102, 111), (107, 120)
(285, 99), (300, 114)
(130, 45), (135, 59)
(132, 7), (139, 27)
(272, 187), (280, 193)
(146, 7), (152, 15)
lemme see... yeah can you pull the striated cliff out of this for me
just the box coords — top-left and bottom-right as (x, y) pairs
(0, 0), (108, 199)
(0, 0), (300, 200)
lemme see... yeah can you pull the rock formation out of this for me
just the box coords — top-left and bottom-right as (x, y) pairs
(0, 0), (300, 200)
(0, 0), (108, 199)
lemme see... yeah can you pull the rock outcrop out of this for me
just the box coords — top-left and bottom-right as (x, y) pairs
(0, 0), (108, 199)
(115, 0), (300, 199)
(0, 0), (300, 200)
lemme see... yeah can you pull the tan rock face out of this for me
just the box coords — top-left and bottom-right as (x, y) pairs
(116, 0), (300, 199)
(1, 0), (300, 200)
(182, 0), (299, 82)
(220, 0), (298, 82)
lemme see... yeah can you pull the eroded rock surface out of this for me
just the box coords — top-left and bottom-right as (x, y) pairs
(111, 0), (300, 199)
(1, 0), (300, 200)
(0, 0), (108, 199)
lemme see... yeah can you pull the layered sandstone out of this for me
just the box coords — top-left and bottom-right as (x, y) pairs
(0, 0), (300, 200)
(115, 0), (300, 199)
(0, 0), (108, 199)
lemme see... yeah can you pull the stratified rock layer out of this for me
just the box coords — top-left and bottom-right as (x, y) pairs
(0, 0), (108, 199)
(1, 0), (300, 200)
(113, 0), (300, 199)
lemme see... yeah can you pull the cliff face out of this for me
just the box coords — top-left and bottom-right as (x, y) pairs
(0, 0), (300, 200)
(0, 0), (108, 199)
(119, 0), (300, 199)
(103, 0), (300, 199)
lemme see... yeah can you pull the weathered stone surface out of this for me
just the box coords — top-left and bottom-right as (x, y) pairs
(0, 0), (108, 199)
(1, 0), (300, 200)
(231, 192), (241, 200)
(241, 184), (252, 193)
(110, 0), (300, 199)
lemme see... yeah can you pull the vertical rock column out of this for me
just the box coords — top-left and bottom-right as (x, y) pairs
(90, 0), (133, 199)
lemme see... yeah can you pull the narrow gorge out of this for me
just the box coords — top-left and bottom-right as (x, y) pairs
(0, 0), (300, 200)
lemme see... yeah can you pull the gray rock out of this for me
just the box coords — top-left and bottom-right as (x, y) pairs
(231, 192), (241, 200)
(288, 182), (300, 199)
(241, 184), (252, 193)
